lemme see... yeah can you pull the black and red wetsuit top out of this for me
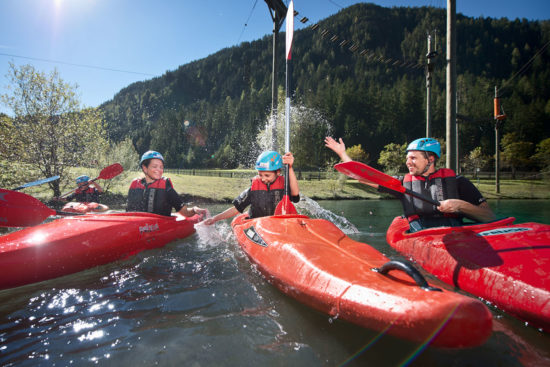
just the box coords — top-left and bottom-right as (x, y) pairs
(67, 187), (100, 203)
(126, 177), (185, 216)
(233, 175), (300, 218)
(379, 168), (486, 231)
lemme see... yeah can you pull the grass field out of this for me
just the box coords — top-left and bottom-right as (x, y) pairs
(26, 169), (550, 204)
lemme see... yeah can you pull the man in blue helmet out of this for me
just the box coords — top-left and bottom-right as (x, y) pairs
(127, 150), (207, 217)
(203, 150), (300, 224)
(325, 137), (495, 232)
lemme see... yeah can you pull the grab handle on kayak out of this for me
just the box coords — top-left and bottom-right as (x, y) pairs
(373, 260), (442, 292)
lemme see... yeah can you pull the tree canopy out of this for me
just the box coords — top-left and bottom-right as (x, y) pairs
(1, 63), (108, 196)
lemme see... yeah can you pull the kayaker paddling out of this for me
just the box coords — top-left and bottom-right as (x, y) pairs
(55, 174), (104, 202)
(203, 150), (300, 225)
(54, 175), (109, 212)
(127, 150), (207, 218)
(325, 137), (496, 232)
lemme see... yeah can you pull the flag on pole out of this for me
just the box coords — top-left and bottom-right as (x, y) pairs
(286, 0), (294, 60)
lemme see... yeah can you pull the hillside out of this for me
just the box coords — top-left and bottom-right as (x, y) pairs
(100, 3), (550, 170)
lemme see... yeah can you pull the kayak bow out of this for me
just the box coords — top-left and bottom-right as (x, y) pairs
(0, 212), (199, 290)
(232, 213), (492, 348)
(387, 216), (550, 331)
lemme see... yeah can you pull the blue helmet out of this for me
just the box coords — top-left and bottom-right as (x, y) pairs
(140, 150), (164, 165)
(406, 138), (441, 158)
(255, 151), (283, 171)
(76, 175), (90, 184)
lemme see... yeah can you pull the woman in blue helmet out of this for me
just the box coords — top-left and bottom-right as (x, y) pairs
(325, 137), (495, 232)
(127, 150), (207, 217)
(203, 150), (300, 225)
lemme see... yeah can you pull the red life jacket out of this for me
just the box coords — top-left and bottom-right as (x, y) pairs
(402, 168), (459, 223)
(248, 175), (285, 218)
(71, 186), (99, 202)
(127, 177), (173, 216)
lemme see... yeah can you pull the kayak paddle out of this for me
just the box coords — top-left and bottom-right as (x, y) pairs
(0, 188), (81, 227)
(11, 175), (60, 191)
(275, 0), (297, 216)
(59, 163), (124, 199)
(334, 161), (440, 206)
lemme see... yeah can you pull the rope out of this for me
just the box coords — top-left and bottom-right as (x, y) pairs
(498, 39), (550, 97)
(0, 52), (154, 76)
(237, 0), (260, 43)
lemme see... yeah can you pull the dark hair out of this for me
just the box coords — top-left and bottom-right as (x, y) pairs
(426, 151), (438, 164)
(141, 159), (151, 168)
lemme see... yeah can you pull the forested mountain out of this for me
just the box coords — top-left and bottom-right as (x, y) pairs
(100, 3), (550, 170)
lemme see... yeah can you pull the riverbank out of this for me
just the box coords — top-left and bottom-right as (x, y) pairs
(42, 173), (550, 207)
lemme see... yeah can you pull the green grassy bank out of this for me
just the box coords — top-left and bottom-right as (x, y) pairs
(31, 171), (550, 205)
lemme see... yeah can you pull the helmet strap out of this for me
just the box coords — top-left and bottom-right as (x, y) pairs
(421, 152), (433, 175)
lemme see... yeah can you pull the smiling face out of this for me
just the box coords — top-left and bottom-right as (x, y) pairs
(257, 170), (279, 185)
(142, 158), (164, 182)
(406, 150), (432, 176)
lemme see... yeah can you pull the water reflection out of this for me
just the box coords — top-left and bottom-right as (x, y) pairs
(0, 200), (548, 366)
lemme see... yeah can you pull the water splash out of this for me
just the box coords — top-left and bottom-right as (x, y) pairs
(296, 196), (359, 235)
(195, 217), (236, 249)
(255, 103), (332, 158)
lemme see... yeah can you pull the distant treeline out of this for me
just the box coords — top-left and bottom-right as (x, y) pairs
(101, 3), (550, 170)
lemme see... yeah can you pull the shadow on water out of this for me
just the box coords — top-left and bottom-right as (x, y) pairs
(0, 199), (549, 366)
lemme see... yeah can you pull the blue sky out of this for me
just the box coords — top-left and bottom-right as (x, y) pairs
(1, 0), (548, 114)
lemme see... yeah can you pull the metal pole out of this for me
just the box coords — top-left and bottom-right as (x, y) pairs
(446, 0), (456, 169)
(495, 121), (500, 193)
(426, 34), (433, 137)
(494, 86), (501, 194)
(455, 93), (459, 173)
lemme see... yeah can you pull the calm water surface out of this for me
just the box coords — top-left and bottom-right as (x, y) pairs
(0, 199), (549, 366)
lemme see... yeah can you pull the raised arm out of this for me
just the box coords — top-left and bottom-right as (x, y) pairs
(324, 137), (352, 163)
(283, 152), (300, 197)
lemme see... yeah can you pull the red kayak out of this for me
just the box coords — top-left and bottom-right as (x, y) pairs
(232, 213), (492, 348)
(0, 212), (199, 290)
(386, 216), (550, 331)
(62, 201), (109, 213)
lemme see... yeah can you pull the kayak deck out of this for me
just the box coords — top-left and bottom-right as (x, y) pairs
(232, 214), (492, 348)
(62, 201), (109, 213)
(387, 216), (550, 331)
(0, 212), (199, 290)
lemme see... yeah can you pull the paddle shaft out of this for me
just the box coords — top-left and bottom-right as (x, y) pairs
(334, 161), (441, 206)
(11, 176), (60, 191)
(402, 187), (440, 206)
(59, 177), (100, 199)
(275, 0), (296, 215)
(284, 42), (291, 199)
(273, 0), (297, 216)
